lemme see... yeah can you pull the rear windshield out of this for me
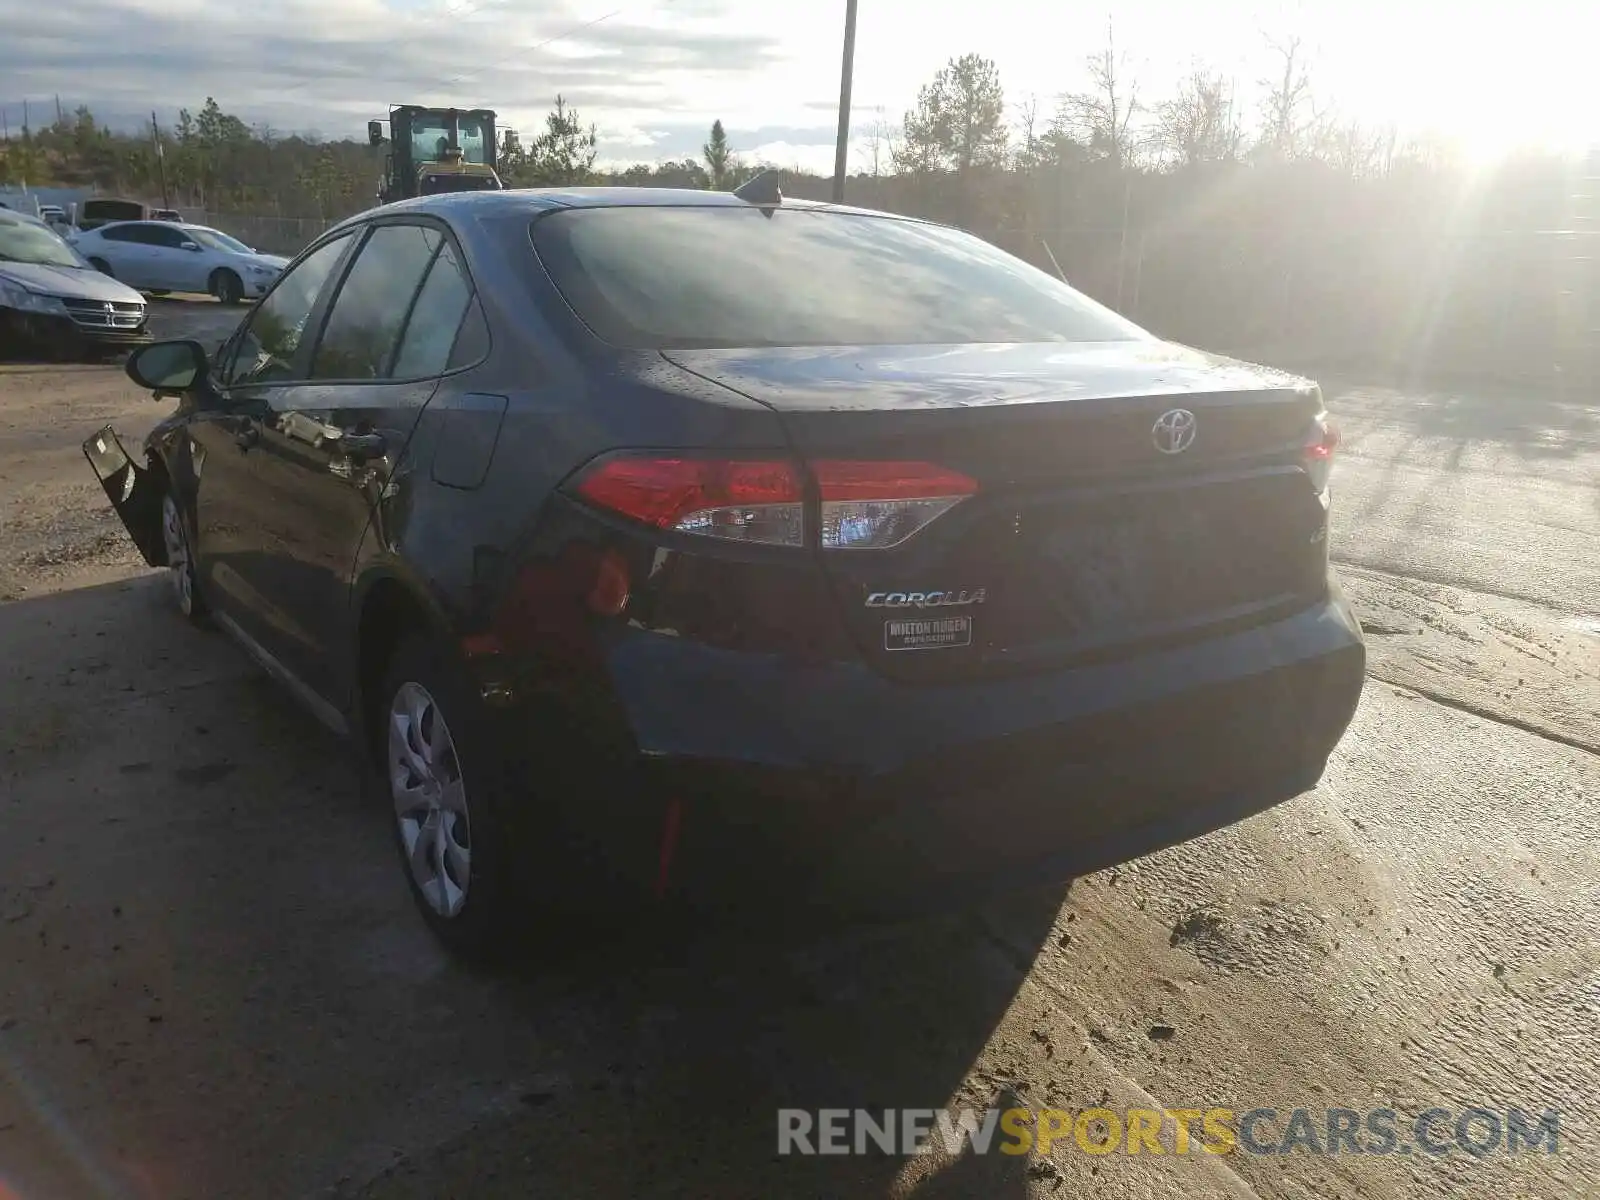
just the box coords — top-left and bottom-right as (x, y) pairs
(82, 200), (145, 221)
(528, 206), (1148, 349)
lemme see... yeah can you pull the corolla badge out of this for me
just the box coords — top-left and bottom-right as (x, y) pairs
(865, 589), (987, 609)
(1152, 408), (1198, 455)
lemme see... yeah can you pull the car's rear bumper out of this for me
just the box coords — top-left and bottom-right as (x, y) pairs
(536, 578), (1366, 914)
(608, 583), (1362, 776)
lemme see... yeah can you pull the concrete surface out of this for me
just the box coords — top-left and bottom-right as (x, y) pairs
(0, 318), (1596, 1199)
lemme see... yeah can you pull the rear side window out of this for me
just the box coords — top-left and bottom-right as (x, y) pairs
(147, 226), (189, 248)
(311, 224), (443, 380)
(391, 239), (475, 379)
(447, 297), (490, 370)
(529, 207), (1148, 349)
(100, 225), (136, 243)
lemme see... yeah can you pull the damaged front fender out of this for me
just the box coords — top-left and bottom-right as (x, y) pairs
(83, 424), (166, 568)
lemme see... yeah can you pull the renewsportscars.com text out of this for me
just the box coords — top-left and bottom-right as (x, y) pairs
(777, 1106), (1560, 1158)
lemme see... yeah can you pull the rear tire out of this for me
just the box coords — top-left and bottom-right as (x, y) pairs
(210, 269), (243, 306)
(88, 257), (112, 276)
(378, 634), (549, 965)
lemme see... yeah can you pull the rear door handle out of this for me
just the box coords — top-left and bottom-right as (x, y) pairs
(234, 423), (259, 451)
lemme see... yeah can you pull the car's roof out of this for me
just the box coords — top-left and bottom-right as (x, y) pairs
(88, 219), (212, 232)
(359, 186), (904, 224)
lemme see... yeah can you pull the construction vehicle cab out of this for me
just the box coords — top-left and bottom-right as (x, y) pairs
(367, 106), (504, 205)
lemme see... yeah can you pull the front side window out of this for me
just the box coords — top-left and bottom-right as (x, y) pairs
(310, 225), (443, 381)
(224, 233), (354, 386)
(189, 228), (252, 254)
(530, 207), (1150, 350)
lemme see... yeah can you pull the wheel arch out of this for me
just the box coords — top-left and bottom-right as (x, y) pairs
(351, 566), (457, 764)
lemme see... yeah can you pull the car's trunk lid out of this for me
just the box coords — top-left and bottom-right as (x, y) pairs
(665, 341), (1331, 682)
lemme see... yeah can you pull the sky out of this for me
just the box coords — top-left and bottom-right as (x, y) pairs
(0, 0), (1594, 173)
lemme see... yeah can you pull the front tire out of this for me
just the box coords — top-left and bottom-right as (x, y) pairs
(160, 489), (207, 624)
(210, 269), (243, 306)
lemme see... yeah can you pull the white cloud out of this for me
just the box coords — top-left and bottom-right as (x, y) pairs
(0, 0), (1593, 165)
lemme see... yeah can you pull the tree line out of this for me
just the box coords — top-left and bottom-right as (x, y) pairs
(0, 96), (763, 216)
(867, 32), (1595, 383)
(3, 29), (1594, 382)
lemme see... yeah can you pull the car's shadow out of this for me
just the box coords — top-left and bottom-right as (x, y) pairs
(0, 575), (1064, 1200)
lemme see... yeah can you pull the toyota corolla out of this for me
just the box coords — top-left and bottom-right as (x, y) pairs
(86, 183), (1364, 961)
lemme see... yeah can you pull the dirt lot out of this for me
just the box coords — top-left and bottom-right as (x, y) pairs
(1, 310), (1596, 1199)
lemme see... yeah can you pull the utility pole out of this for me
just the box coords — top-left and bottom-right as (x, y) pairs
(151, 112), (170, 207)
(830, 0), (859, 204)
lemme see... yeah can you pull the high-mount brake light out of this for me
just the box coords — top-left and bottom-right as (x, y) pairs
(812, 460), (979, 551)
(572, 456), (806, 547)
(1303, 413), (1340, 492)
(569, 456), (978, 550)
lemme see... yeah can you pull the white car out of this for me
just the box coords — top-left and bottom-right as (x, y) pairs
(70, 220), (289, 305)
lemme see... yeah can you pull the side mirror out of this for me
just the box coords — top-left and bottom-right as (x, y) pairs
(127, 340), (208, 394)
(180, 241), (202, 252)
(368, 120), (385, 147)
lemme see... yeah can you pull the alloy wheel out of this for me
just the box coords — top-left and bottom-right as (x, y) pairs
(160, 493), (193, 614)
(388, 681), (472, 918)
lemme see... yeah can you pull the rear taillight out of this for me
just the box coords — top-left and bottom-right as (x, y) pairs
(1304, 413), (1340, 492)
(572, 456), (805, 546)
(812, 460), (978, 550)
(569, 455), (977, 550)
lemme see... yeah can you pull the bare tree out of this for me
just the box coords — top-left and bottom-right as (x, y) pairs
(1316, 117), (1391, 179)
(1257, 33), (1323, 160)
(864, 107), (898, 177)
(1153, 70), (1241, 168)
(1055, 20), (1140, 169)
(1013, 94), (1042, 171)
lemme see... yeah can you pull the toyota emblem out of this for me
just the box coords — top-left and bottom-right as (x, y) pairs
(1151, 408), (1197, 455)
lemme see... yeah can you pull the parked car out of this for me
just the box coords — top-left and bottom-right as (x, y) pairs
(0, 209), (150, 358)
(87, 187), (1364, 962)
(71, 220), (288, 304)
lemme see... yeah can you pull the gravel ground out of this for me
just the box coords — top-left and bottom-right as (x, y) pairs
(0, 323), (1595, 1200)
